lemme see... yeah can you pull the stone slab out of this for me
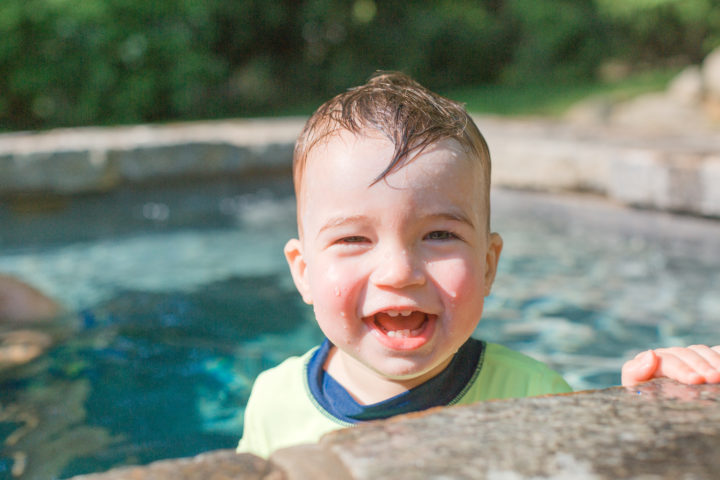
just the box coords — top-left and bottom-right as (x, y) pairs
(0, 119), (302, 195)
(0, 117), (719, 218)
(313, 378), (720, 480)
(67, 450), (284, 480)
(66, 380), (720, 480)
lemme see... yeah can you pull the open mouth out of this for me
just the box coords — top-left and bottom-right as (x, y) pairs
(367, 310), (436, 350)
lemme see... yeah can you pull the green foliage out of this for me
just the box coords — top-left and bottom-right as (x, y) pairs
(502, 0), (607, 83)
(445, 68), (680, 116)
(1, 0), (719, 130)
(596, 0), (720, 62)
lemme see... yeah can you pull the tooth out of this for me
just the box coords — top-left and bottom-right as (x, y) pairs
(400, 310), (412, 316)
(386, 311), (399, 317)
(387, 331), (396, 338)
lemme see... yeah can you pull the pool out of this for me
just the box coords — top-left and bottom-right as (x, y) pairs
(1, 178), (719, 479)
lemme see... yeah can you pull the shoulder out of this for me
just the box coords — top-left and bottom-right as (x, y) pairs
(457, 342), (572, 404)
(252, 350), (313, 391)
(483, 342), (553, 373)
(243, 348), (317, 420)
(237, 346), (345, 457)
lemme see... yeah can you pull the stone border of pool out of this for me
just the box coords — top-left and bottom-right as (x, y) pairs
(1, 116), (719, 218)
(68, 379), (720, 480)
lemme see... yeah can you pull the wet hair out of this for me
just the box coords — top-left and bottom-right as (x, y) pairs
(293, 71), (492, 230)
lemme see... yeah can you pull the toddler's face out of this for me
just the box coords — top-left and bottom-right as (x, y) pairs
(285, 130), (502, 392)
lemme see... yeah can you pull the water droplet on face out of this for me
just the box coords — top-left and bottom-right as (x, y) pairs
(449, 291), (457, 299)
(334, 287), (341, 297)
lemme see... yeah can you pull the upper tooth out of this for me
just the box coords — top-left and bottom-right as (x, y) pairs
(382, 309), (414, 317)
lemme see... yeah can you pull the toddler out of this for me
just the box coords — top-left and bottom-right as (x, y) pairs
(238, 72), (720, 458)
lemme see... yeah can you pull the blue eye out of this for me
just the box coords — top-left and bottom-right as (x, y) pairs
(425, 231), (457, 241)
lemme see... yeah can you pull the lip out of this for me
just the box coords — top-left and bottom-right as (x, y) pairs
(364, 311), (437, 351)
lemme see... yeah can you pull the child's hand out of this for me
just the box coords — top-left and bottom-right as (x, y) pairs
(621, 345), (720, 387)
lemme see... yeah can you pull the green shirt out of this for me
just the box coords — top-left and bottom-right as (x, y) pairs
(237, 342), (572, 458)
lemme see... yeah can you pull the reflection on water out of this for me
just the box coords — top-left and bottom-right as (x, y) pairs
(0, 181), (718, 478)
(486, 189), (720, 390)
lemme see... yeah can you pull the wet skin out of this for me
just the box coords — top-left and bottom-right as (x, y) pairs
(284, 130), (503, 404)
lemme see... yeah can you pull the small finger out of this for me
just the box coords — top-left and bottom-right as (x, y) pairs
(655, 349), (706, 385)
(687, 345), (720, 383)
(621, 350), (657, 387)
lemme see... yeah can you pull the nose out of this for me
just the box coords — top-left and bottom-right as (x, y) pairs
(370, 244), (426, 289)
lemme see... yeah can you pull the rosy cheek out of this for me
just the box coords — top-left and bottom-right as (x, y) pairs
(315, 261), (357, 310)
(428, 258), (481, 302)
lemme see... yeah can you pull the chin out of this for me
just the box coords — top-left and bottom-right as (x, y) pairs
(371, 357), (445, 383)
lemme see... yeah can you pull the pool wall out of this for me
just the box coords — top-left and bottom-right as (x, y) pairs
(69, 379), (720, 480)
(1, 116), (719, 217)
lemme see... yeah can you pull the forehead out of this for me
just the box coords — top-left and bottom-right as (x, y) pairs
(302, 129), (479, 189)
(298, 130), (486, 230)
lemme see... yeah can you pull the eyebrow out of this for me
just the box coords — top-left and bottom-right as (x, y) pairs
(431, 211), (475, 226)
(316, 215), (370, 239)
(316, 211), (476, 239)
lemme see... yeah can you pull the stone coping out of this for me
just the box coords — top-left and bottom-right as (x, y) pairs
(1, 117), (719, 218)
(69, 378), (720, 480)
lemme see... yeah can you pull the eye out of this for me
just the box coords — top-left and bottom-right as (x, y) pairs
(337, 235), (369, 244)
(424, 230), (458, 241)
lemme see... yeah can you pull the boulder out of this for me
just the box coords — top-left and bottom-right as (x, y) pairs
(667, 65), (704, 105)
(702, 46), (720, 100)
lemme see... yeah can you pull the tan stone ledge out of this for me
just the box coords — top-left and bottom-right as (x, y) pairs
(1, 116), (719, 218)
(68, 379), (720, 480)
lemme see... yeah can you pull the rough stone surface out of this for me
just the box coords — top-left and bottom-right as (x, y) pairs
(700, 157), (720, 216)
(0, 119), (301, 195)
(609, 92), (711, 132)
(269, 444), (353, 480)
(315, 379), (720, 480)
(668, 65), (704, 105)
(68, 450), (284, 480)
(703, 47), (720, 99)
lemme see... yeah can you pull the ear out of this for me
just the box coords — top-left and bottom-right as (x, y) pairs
(483, 233), (503, 296)
(284, 238), (313, 304)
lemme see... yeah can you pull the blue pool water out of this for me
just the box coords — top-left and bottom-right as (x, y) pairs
(1, 178), (719, 479)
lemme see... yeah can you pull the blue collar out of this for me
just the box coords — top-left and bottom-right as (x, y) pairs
(307, 337), (484, 423)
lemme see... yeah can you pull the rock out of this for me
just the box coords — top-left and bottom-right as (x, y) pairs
(0, 119), (302, 195)
(66, 379), (720, 480)
(563, 96), (614, 126)
(68, 450), (283, 480)
(667, 65), (704, 105)
(702, 46), (720, 100)
(609, 92), (709, 132)
(313, 379), (720, 479)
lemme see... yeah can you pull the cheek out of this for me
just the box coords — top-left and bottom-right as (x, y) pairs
(308, 259), (362, 316)
(428, 257), (485, 306)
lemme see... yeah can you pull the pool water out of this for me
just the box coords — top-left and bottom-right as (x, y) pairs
(0, 179), (719, 479)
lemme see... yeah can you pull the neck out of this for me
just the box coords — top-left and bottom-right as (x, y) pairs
(323, 346), (451, 405)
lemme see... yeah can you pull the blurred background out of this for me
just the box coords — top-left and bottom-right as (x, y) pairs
(2, 1), (720, 479)
(2, 0), (719, 131)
